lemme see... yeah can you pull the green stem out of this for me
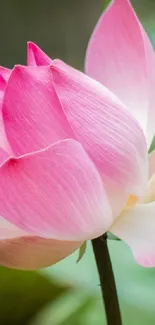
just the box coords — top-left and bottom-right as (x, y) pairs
(92, 234), (122, 325)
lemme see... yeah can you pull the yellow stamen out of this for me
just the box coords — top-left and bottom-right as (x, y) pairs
(125, 194), (138, 208)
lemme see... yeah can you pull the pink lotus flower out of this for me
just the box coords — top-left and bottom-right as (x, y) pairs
(0, 0), (153, 269)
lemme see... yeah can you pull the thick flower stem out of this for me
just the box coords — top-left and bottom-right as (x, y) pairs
(92, 234), (122, 325)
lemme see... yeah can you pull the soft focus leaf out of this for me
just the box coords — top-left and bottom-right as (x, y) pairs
(29, 290), (93, 325)
(0, 266), (69, 325)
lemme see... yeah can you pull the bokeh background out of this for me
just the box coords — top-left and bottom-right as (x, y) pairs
(0, 0), (155, 324)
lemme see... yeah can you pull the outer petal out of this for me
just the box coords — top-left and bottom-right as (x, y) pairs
(0, 217), (28, 239)
(0, 139), (112, 240)
(0, 73), (7, 102)
(0, 75), (6, 92)
(0, 74), (13, 160)
(110, 202), (155, 267)
(149, 150), (155, 179)
(0, 66), (11, 82)
(0, 217), (82, 270)
(27, 42), (52, 66)
(0, 110), (12, 163)
(0, 76), (6, 105)
(2, 65), (73, 156)
(85, 0), (155, 147)
(0, 235), (81, 270)
(51, 60), (148, 215)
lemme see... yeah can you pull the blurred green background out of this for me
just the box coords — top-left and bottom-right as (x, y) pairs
(0, 0), (155, 324)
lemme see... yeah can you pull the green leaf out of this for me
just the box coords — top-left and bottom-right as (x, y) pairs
(148, 135), (155, 153)
(76, 242), (87, 263)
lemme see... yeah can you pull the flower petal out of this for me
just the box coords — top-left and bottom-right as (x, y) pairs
(0, 217), (28, 239)
(141, 172), (155, 204)
(149, 150), (155, 179)
(0, 216), (82, 270)
(0, 139), (112, 240)
(2, 65), (73, 156)
(0, 74), (7, 102)
(110, 202), (155, 267)
(0, 111), (12, 162)
(85, 0), (155, 147)
(27, 42), (52, 66)
(0, 75), (6, 92)
(51, 60), (148, 215)
(0, 66), (11, 82)
(0, 77), (13, 160)
(0, 235), (82, 270)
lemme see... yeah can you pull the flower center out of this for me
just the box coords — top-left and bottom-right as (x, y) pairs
(125, 174), (155, 210)
(125, 194), (138, 208)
